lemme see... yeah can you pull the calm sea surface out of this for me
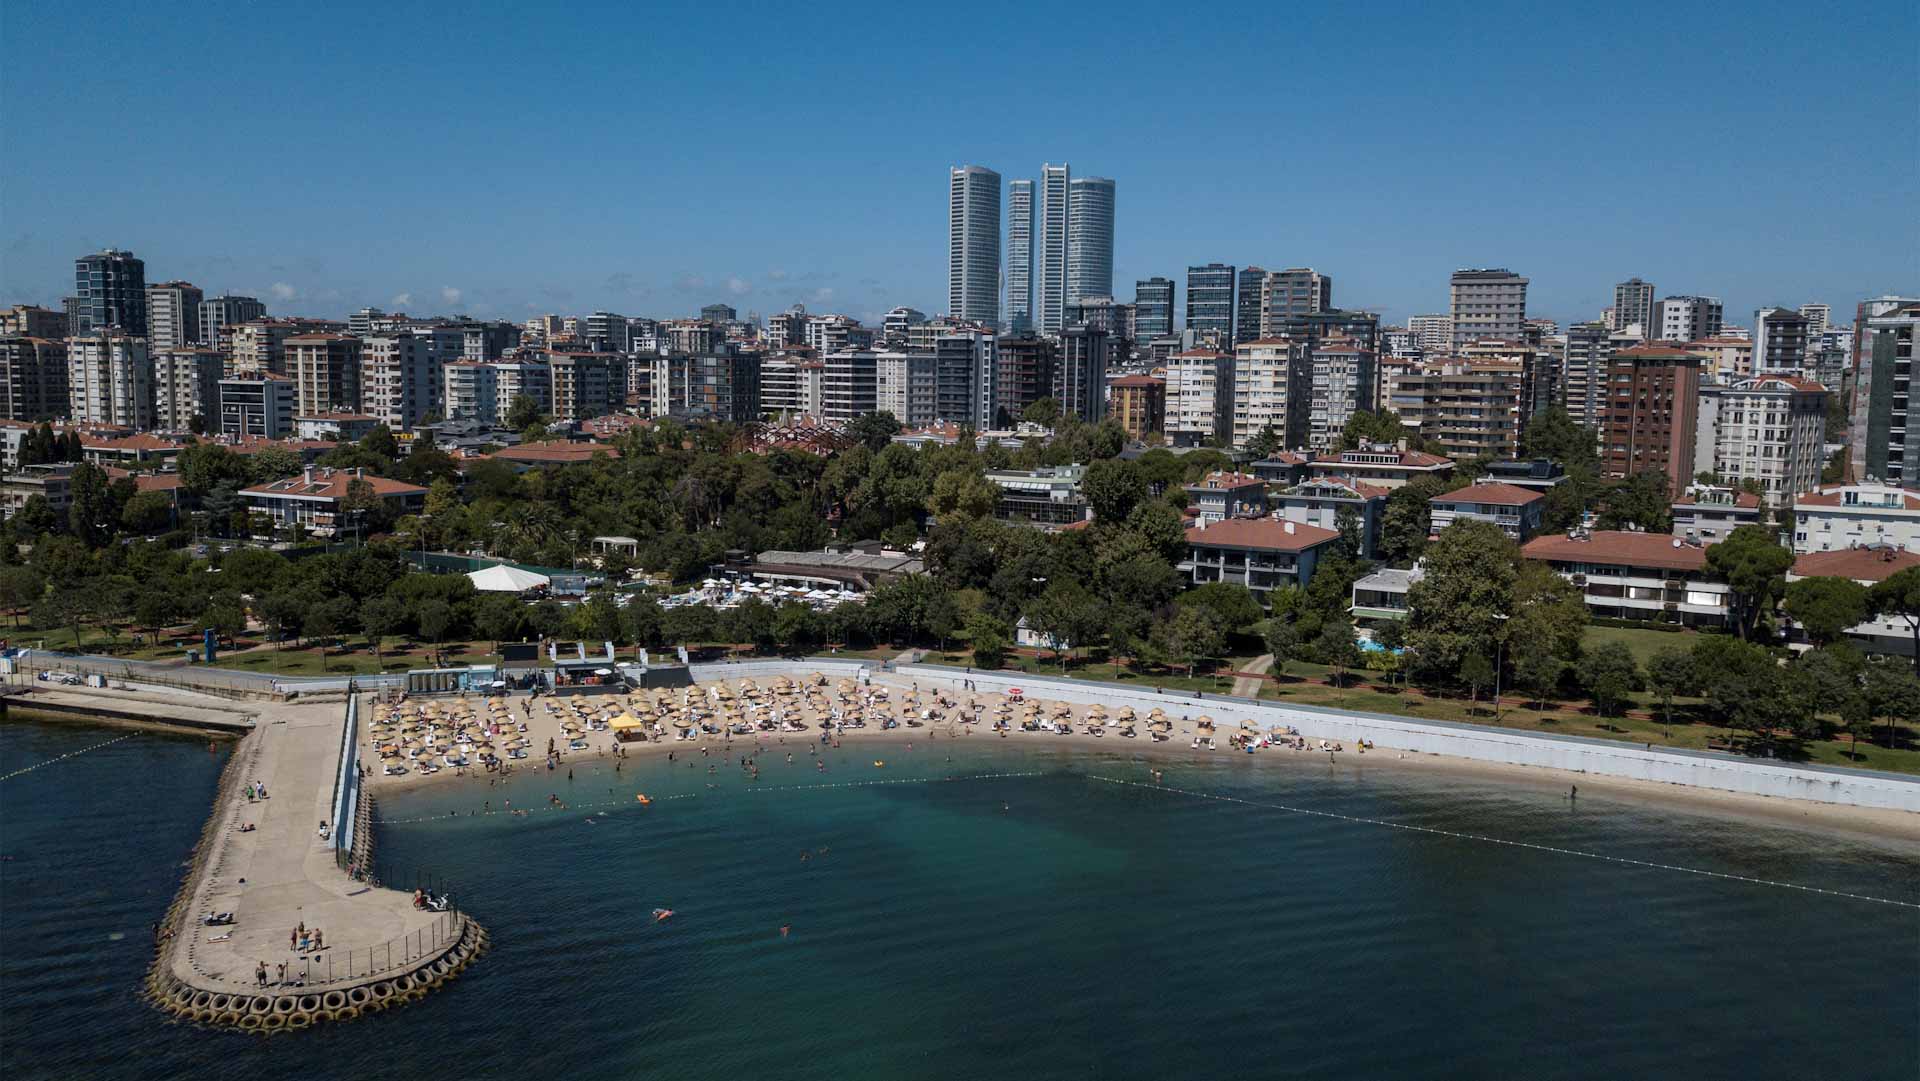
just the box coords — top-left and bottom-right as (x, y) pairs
(3, 720), (1917, 1080)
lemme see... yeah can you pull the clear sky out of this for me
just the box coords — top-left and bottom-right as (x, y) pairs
(4, 0), (1915, 330)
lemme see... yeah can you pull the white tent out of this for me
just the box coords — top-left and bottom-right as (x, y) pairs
(467, 565), (552, 593)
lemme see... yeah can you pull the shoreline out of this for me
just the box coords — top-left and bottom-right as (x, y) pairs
(360, 681), (1919, 844)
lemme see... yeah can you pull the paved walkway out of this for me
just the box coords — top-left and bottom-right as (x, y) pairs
(1231, 654), (1274, 698)
(169, 701), (457, 994)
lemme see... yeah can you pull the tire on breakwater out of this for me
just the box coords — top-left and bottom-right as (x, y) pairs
(261, 1013), (287, 1032)
(323, 990), (346, 1010)
(272, 995), (298, 1015)
(248, 995), (274, 1015)
(287, 1012), (313, 1030)
(346, 986), (370, 1007)
(297, 994), (321, 1014)
(210, 993), (233, 1012)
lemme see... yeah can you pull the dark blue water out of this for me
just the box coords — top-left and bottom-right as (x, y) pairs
(4, 720), (1917, 1080)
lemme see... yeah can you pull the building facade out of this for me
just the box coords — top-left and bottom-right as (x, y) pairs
(1449, 268), (1528, 346)
(1389, 361), (1522, 461)
(1709, 375), (1826, 505)
(67, 334), (153, 428)
(218, 373), (295, 438)
(1108, 374), (1165, 441)
(72, 249), (147, 336)
(1005, 178), (1034, 333)
(152, 348), (221, 431)
(1601, 345), (1702, 494)
(1611, 278), (1656, 332)
(0, 337), (69, 421)
(1230, 339), (1306, 450)
(948, 165), (1002, 326)
(145, 281), (203, 350)
(1065, 176), (1115, 309)
(1185, 264), (1236, 343)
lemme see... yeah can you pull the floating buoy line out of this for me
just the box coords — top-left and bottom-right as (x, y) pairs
(370, 770), (1048, 826)
(1084, 773), (1920, 911)
(0, 734), (135, 782)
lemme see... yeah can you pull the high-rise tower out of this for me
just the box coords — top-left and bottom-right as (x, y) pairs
(1036, 164), (1070, 335)
(72, 249), (147, 336)
(948, 166), (1002, 326)
(1065, 176), (1115, 308)
(1006, 178), (1034, 333)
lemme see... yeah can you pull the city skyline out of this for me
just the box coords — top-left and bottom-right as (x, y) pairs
(3, 0), (1913, 328)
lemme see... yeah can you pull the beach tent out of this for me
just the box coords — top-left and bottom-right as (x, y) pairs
(468, 565), (552, 593)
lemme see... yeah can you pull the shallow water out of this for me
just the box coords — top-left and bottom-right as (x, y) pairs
(3, 721), (1917, 1080)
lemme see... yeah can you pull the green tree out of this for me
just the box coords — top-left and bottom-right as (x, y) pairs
(1338, 409), (1417, 452)
(1405, 520), (1517, 686)
(1163, 605), (1225, 677)
(1263, 619), (1298, 679)
(1081, 459), (1145, 523)
(1378, 475), (1453, 562)
(361, 424), (399, 461)
(1597, 470), (1673, 533)
(1863, 656), (1920, 750)
(965, 611), (1012, 669)
(1867, 565), (1920, 674)
(1244, 424), (1282, 460)
(1021, 397), (1062, 426)
(66, 462), (111, 545)
(1315, 612), (1360, 695)
(772, 602), (820, 656)
(926, 469), (999, 520)
(1578, 641), (1639, 717)
(196, 603), (246, 647)
(846, 410), (902, 451)
(504, 394), (547, 431)
(1176, 582), (1264, 634)
(416, 598), (453, 656)
(0, 566), (45, 628)
(1705, 526), (1794, 640)
(1691, 635), (1788, 740)
(1125, 501), (1188, 564)
(1644, 645), (1696, 738)
(359, 595), (406, 665)
(1459, 651), (1496, 708)
(1782, 576), (1868, 647)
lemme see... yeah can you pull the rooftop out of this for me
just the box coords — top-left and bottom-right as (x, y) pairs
(1185, 517), (1340, 552)
(1432, 482), (1545, 506)
(1521, 531), (1711, 572)
(1790, 546), (1920, 583)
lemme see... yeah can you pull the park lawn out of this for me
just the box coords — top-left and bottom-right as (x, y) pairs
(1581, 623), (1697, 664)
(924, 650), (1262, 695)
(1260, 678), (1920, 775)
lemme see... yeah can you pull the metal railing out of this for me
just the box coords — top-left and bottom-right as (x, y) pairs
(268, 907), (467, 990)
(330, 688), (359, 861)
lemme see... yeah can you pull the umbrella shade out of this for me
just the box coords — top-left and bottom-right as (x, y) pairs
(673, 719), (693, 729)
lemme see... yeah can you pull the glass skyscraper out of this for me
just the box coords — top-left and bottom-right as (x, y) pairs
(1185, 264), (1236, 341)
(1037, 164), (1070, 335)
(1134, 277), (1174, 340)
(948, 165), (1002, 326)
(72, 248), (147, 336)
(1006, 179), (1034, 333)
(1065, 176), (1115, 308)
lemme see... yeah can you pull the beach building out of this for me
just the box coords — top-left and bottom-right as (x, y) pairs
(1427, 482), (1547, 541)
(1306, 442), (1454, 490)
(1350, 564), (1422, 620)
(241, 467), (427, 538)
(1271, 476), (1387, 557)
(1184, 470), (1267, 524)
(985, 465), (1090, 527)
(1180, 516), (1341, 607)
(1790, 482), (1920, 554)
(1783, 546), (1920, 656)
(1671, 485), (1763, 543)
(1520, 530), (1730, 627)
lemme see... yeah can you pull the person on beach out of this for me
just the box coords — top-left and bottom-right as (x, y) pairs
(256, 961), (267, 987)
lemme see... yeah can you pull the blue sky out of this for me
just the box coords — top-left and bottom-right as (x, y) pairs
(4, 0), (1915, 330)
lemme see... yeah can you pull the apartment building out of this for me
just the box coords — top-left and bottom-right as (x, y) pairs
(218, 372), (296, 438)
(1307, 336), (1377, 450)
(67, 334), (153, 428)
(1230, 338), (1307, 449)
(1791, 482), (1920, 554)
(0, 337), (69, 421)
(1601, 345), (1702, 493)
(1108, 374), (1165, 441)
(152, 348), (221, 431)
(1180, 517), (1341, 607)
(1709, 375), (1826, 505)
(1271, 476), (1387, 557)
(1387, 360), (1522, 461)
(1428, 482), (1547, 540)
(360, 335), (437, 429)
(1521, 530), (1730, 628)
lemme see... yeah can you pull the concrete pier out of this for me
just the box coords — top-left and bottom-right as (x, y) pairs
(145, 696), (486, 1030)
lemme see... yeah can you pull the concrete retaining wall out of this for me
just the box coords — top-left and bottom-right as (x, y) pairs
(895, 664), (1920, 814)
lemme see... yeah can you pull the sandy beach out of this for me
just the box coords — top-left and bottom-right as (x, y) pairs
(357, 671), (1920, 843)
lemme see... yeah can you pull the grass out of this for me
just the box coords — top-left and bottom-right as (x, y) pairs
(1581, 624), (1697, 664)
(922, 649), (1264, 696)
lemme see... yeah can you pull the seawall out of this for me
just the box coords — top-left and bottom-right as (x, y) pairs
(895, 663), (1920, 814)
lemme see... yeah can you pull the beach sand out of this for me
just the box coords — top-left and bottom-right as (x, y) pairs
(358, 672), (1920, 844)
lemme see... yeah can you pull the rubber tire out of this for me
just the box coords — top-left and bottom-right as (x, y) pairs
(249, 995), (274, 1015)
(347, 986), (370, 1006)
(272, 996), (297, 1015)
(287, 1013), (312, 1030)
(323, 990), (346, 1010)
(261, 1013), (287, 1031)
(298, 994), (320, 1013)
(237, 1014), (263, 1031)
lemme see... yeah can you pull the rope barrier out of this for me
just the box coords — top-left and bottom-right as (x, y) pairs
(0, 734), (136, 783)
(1083, 774), (1920, 911)
(370, 770), (1048, 825)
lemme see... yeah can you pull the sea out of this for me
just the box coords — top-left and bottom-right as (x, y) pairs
(3, 719), (1917, 1081)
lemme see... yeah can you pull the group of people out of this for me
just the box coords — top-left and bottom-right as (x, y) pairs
(244, 780), (269, 801)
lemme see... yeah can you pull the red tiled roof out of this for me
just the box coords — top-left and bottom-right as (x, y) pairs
(1794, 485), (1920, 510)
(242, 471), (427, 500)
(1189, 471), (1263, 489)
(1521, 531), (1711, 572)
(80, 433), (182, 452)
(136, 474), (185, 492)
(1109, 374), (1165, 387)
(1184, 517), (1340, 552)
(1790, 547), (1920, 583)
(1432, 482), (1545, 506)
(1282, 475), (1390, 499)
(491, 440), (622, 464)
(1312, 448), (1453, 468)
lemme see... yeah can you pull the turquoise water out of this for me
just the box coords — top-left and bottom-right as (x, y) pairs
(3, 720), (1918, 1080)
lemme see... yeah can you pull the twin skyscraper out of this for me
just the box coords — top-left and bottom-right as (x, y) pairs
(948, 164), (1115, 334)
